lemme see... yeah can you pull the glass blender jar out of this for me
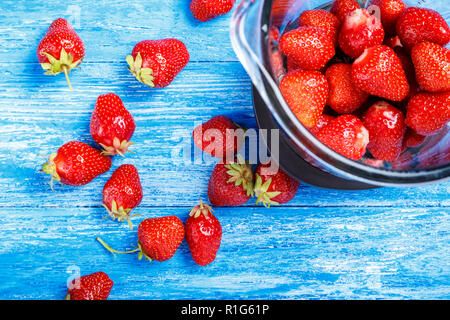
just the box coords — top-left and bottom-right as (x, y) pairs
(230, 0), (450, 189)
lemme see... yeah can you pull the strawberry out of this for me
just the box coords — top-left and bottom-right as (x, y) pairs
(208, 158), (253, 206)
(286, 57), (300, 73)
(396, 7), (450, 50)
(411, 42), (450, 93)
(299, 9), (341, 46)
(66, 272), (113, 300)
(416, 149), (450, 169)
(192, 115), (243, 159)
(316, 114), (369, 161)
(268, 27), (286, 79)
(309, 114), (335, 135)
(325, 63), (369, 114)
(352, 45), (409, 101)
(370, 0), (406, 34)
(137, 216), (185, 262)
(338, 9), (385, 59)
(102, 164), (143, 228)
(185, 201), (222, 266)
(254, 163), (299, 207)
(97, 215), (185, 262)
(392, 46), (421, 108)
(403, 128), (426, 149)
(90, 93), (136, 156)
(385, 35), (403, 49)
(279, 26), (335, 71)
(405, 92), (450, 136)
(270, 0), (297, 26)
(126, 39), (189, 88)
(279, 70), (329, 128)
(269, 26), (280, 43)
(331, 0), (360, 23)
(394, 47), (416, 84)
(37, 18), (85, 90)
(362, 101), (406, 161)
(42, 141), (111, 188)
(190, 0), (235, 22)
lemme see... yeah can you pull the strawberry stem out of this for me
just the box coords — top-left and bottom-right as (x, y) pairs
(62, 65), (72, 90)
(96, 237), (140, 258)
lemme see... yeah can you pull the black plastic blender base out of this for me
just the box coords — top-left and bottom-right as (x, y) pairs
(252, 86), (378, 190)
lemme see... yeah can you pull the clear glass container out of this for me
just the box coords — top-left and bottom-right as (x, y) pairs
(230, 0), (449, 187)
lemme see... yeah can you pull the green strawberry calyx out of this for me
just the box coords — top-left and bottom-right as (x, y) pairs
(41, 152), (61, 190)
(224, 156), (253, 197)
(100, 137), (134, 157)
(253, 174), (281, 208)
(96, 237), (152, 262)
(40, 48), (82, 90)
(102, 199), (140, 229)
(126, 52), (155, 87)
(189, 199), (213, 218)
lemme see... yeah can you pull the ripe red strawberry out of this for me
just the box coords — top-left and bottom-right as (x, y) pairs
(391, 46), (421, 108)
(126, 39), (189, 88)
(66, 272), (113, 300)
(97, 216), (185, 262)
(416, 152), (450, 170)
(385, 35), (403, 49)
(270, 0), (297, 26)
(90, 93), (136, 156)
(299, 9), (341, 46)
(405, 92), (450, 136)
(279, 70), (329, 128)
(362, 101), (406, 161)
(190, 0), (235, 22)
(254, 163), (299, 207)
(286, 57), (300, 73)
(102, 164), (143, 228)
(370, 0), (406, 34)
(137, 216), (185, 261)
(338, 9), (385, 59)
(316, 114), (369, 161)
(42, 141), (111, 188)
(331, 0), (360, 22)
(185, 201), (222, 266)
(403, 128), (426, 149)
(268, 27), (286, 79)
(325, 63), (369, 114)
(37, 18), (85, 90)
(279, 26), (335, 71)
(192, 115), (243, 159)
(396, 7), (450, 50)
(411, 42), (450, 93)
(309, 114), (335, 135)
(393, 47), (416, 84)
(352, 45), (409, 101)
(208, 159), (253, 206)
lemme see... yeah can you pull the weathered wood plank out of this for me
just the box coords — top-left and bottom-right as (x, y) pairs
(0, 61), (448, 208)
(0, 0), (449, 301)
(0, 0), (238, 63)
(0, 206), (448, 299)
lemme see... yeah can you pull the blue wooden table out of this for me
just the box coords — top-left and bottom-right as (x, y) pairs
(0, 0), (448, 300)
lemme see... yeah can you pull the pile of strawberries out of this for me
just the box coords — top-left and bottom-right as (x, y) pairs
(276, 0), (449, 162)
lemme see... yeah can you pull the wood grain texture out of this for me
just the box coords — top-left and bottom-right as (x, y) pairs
(0, 0), (449, 300)
(0, 207), (448, 299)
(0, 0), (238, 63)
